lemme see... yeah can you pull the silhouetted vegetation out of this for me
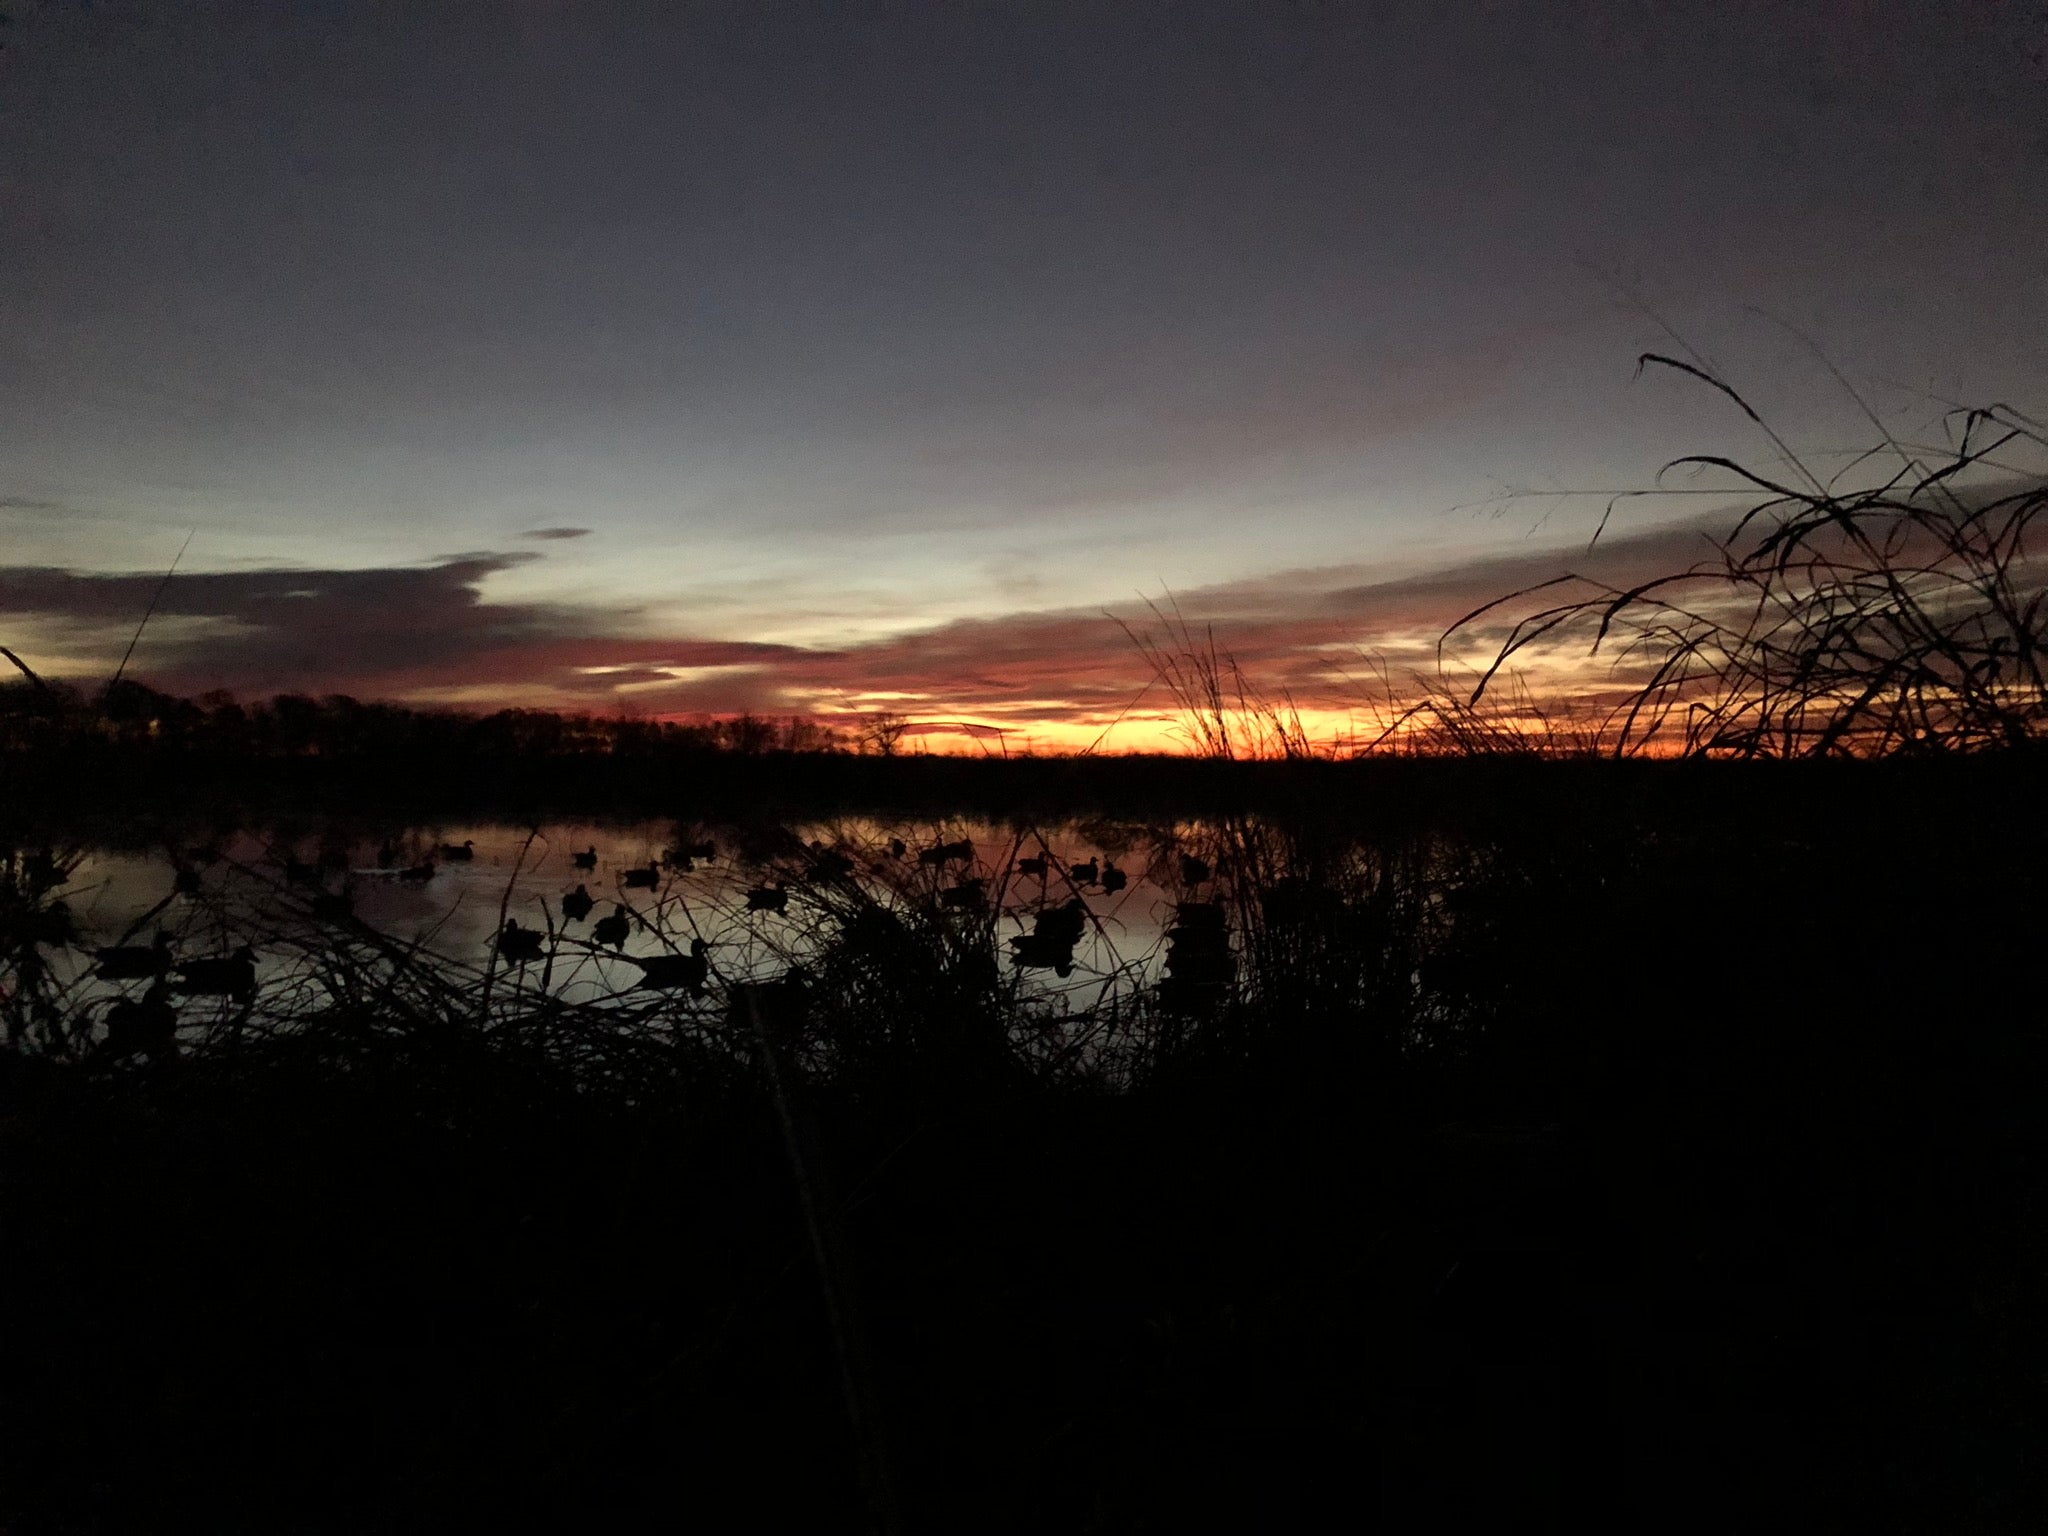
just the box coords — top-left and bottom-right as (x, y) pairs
(1442, 362), (2048, 757)
(1, 387), (2042, 1530)
(1, 748), (2042, 1531)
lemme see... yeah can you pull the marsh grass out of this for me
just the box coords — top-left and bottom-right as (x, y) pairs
(1, 380), (2044, 1528)
(1448, 363), (2048, 757)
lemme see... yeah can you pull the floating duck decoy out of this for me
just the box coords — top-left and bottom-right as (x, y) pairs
(622, 862), (660, 890)
(807, 844), (854, 880)
(918, 839), (973, 867)
(1009, 898), (1088, 976)
(397, 861), (437, 883)
(572, 847), (598, 871)
(1016, 853), (1050, 878)
(494, 919), (545, 963)
(940, 877), (986, 909)
(887, 837), (907, 860)
(1067, 856), (1099, 886)
(1099, 861), (1128, 893)
(438, 839), (476, 862)
(94, 930), (174, 981)
(660, 847), (696, 872)
(592, 904), (632, 949)
(175, 947), (257, 1002)
(560, 884), (595, 923)
(1179, 853), (1211, 885)
(102, 983), (178, 1060)
(745, 885), (788, 914)
(625, 939), (711, 993)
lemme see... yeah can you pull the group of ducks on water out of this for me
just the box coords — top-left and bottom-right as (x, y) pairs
(63, 832), (1227, 1052)
(83, 933), (256, 1062)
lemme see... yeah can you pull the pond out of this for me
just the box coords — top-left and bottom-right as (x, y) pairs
(32, 814), (1230, 1027)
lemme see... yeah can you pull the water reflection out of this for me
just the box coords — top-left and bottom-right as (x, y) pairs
(49, 816), (1215, 1016)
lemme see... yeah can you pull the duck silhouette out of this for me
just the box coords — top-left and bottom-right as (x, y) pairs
(494, 920), (544, 963)
(102, 982), (178, 1060)
(625, 939), (711, 993)
(572, 847), (599, 871)
(622, 863), (660, 890)
(175, 947), (256, 1002)
(94, 930), (174, 981)
(560, 884), (595, 923)
(592, 904), (632, 949)
(745, 885), (788, 914)
(1067, 856), (1099, 886)
(438, 839), (476, 862)
(1099, 861), (1128, 893)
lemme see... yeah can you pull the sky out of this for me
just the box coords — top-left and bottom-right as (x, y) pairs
(1, 0), (2043, 749)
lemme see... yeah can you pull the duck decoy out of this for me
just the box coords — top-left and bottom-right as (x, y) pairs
(887, 837), (907, 860)
(175, 947), (257, 1002)
(592, 905), (632, 949)
(94, 930), (174, 981)
(660, 847), (696, 872)
(1099, 861), (1128, 893)
(745, 885), (788, 914)
(626, 939), (711, 994)
(438, 839), (476, 862)
(1016, 854), (1049, 878)
(622, 862), (660, 890)
(398, 861), (437, 883)
(102, 983), (178, 1060)
(918, 838), (973, 867)
(1009, 898), (1088, 977)
(1067, 856), (1099, 886)
(572, 847), (599, 871)
(807, 844), (853, 880)
(560, 884), (595, 923)
(940, 877), (986, 909)
(494, 920), (545, 963)
(1179, 853), (1211, 885)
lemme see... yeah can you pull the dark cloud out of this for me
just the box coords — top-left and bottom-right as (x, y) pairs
(0, 509), (1803, 730)
(521, 527), (591, 541)
(0, 553), (795, 699)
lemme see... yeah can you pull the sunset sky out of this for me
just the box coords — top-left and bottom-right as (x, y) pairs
(2, 1), (2043, 749)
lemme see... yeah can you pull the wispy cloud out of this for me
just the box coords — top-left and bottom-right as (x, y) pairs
(0, 514), (1734, 736)
(521, 527), (592, 541)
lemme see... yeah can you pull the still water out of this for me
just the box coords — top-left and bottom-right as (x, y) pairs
(46, 815), (1216, 1016)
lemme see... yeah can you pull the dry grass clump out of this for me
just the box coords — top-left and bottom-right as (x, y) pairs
(1450, 362), (2048, 757)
